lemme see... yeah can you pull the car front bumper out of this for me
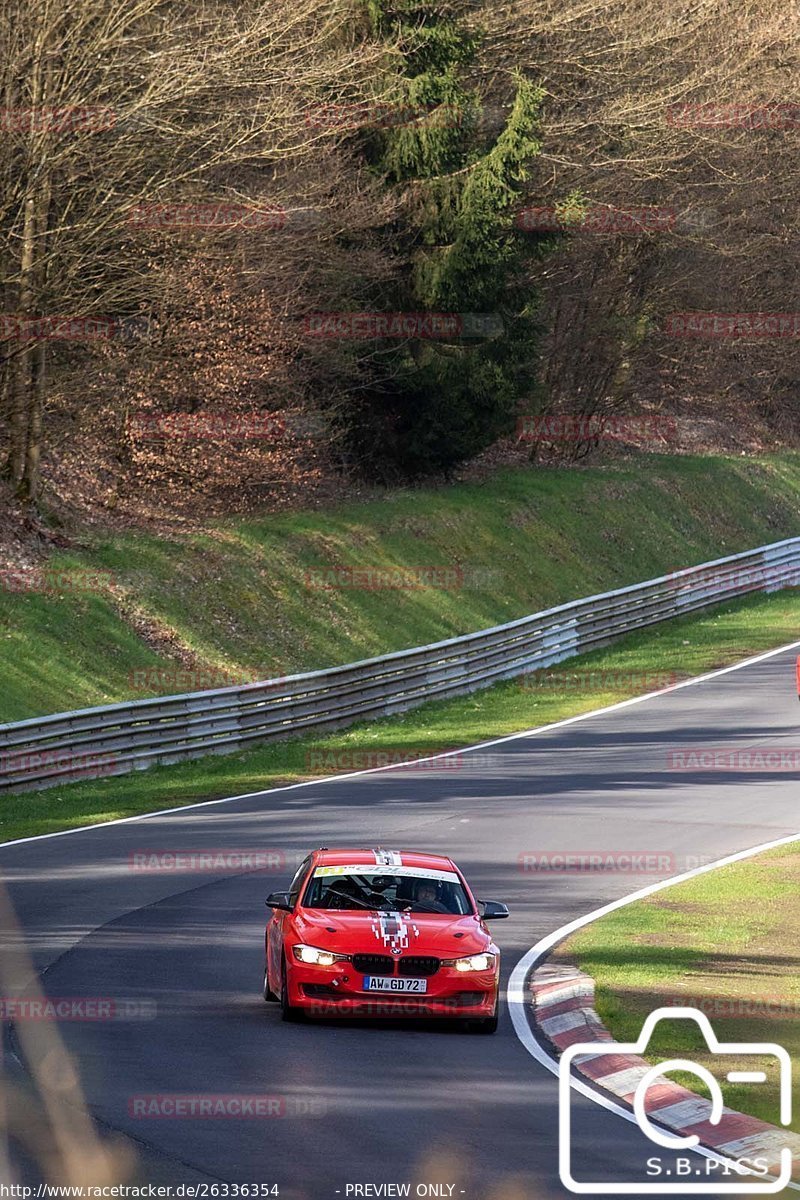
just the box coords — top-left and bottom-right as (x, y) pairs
(287, 960), (499, 1018)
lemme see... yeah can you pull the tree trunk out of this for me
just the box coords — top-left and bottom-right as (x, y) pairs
(7, 344), (33, 488)
(6, 46), (48, 502)
(21, 339), (46, 503)
(20, 165), (52, 504)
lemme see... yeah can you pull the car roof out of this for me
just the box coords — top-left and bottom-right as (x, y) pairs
(312, 848), (458, 872)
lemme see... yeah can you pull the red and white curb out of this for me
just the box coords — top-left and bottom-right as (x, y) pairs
(530, 963), (800, 1181)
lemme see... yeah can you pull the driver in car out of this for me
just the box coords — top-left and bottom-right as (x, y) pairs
(402, 877), (450, 913)
(327, 875), (367, 909)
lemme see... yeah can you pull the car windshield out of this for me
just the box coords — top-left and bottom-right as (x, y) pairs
(302, 867), (472, 915)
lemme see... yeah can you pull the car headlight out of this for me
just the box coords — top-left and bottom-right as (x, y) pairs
(292, 943), (349, 967)
(447, 952), (496, 972)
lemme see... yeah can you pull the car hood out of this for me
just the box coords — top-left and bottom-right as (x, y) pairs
(294, 909), (493, 956)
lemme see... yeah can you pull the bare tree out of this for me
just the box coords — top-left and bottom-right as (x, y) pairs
(0, 0), (389, 503)
(477, 0), (800, 450)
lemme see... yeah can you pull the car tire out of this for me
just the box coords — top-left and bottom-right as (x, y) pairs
(263, 966), (278, 1002)
(463, 1008), (499, 1034)
(280, 960), (303, 1023)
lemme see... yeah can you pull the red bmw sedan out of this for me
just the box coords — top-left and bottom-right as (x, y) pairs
(264, 847), (508, 1032)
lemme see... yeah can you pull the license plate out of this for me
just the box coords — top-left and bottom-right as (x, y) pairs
(363, 976), (428, 993)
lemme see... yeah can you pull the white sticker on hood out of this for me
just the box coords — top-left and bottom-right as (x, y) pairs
(314, 864), (459, 883)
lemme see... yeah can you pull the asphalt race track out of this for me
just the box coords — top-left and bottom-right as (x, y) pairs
(3, 642), (800, 1200)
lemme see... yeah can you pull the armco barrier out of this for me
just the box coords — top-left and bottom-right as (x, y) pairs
(2, 537), (799, 792)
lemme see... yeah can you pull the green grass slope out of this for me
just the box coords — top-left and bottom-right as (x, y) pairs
(1, 452), (799, 723)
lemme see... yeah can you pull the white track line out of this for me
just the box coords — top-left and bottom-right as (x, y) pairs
(4, 636), (800, 850)
(507, 831), (800, 1187)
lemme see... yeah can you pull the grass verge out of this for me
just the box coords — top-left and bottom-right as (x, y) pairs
(3, 587), (800, 846)
(2, 452), (800, 722)
(557, 842), (800, 1133)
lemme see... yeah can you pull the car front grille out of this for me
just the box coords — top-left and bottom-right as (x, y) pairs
(398, 956), (440, 977)
(352, 954), (394, 975)
(351, 953), (441, 976)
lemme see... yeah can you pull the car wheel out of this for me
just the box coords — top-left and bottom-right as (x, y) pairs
(463, 1008), (499, 1034)
(280, 960), (303, 1023)
(263, 966), (277, 1002)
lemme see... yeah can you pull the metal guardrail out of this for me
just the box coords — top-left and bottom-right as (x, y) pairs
(2, 536), (799, 792)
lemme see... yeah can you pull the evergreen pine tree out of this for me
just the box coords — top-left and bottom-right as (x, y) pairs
(342, 0), (552, 476)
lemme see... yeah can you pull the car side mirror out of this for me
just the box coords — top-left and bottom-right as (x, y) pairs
(265, 890), (292, 912)
(480, 900), (510, 920)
